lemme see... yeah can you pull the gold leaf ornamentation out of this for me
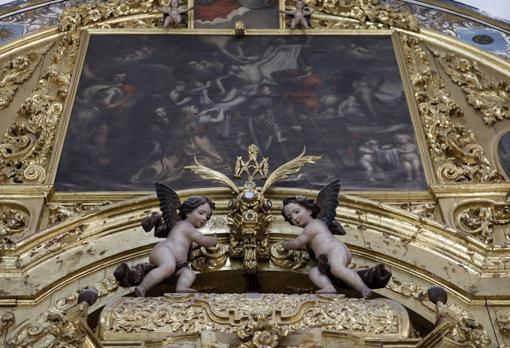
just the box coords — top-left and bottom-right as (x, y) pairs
(186, 157), (239, 193)
(402, 34), (503, 184)
(454, 197), (510, 246)
(0, 312), (14, 335)
(48, 201), (111, 225)
(496, 311), (510, 334)
(98, 293), (411, 340)
(432, 49), (510, 126)
(5, 308), (86, 347)
(260, 148), (321, 194)
(444, 304), (491, 347)
(189, 243), (228, 271)
(236, 311), (288, 348)
(399, 202), (436, 220)
(0, 44), (52, 110)
(0, 203), (29, 237)
(55, 275), (119, 310)
(308, 0), (419, 31)
(270, 242), (310, 270)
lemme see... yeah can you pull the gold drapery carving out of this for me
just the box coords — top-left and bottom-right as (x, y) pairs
(432, 49), (510, 126)
(402, 34), (503, 184)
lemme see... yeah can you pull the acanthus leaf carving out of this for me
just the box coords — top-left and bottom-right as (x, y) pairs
(496, 311), (510, 334)
(308, 0), (419, 31)
(443, 303), (492, 347)
(432, 49), (510, 126)
(0, 44), (52, 110)
(5, 308), (86, 348)
(48, 201), (111, 225)
(270, 241), (310, 270)
(454, 196), (510, 246)
(0, 203), (29, 237)
(402, 34), (503, 184)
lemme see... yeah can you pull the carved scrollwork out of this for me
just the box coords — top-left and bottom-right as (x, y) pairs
(48, 201), (111, 225)
(0, 44), (52, 110)
(402, 34), (503, 184)
(308, 0), (419, 31)
(432, 49), (509, 126)
(28, 224), (86, 257)
(99, 293), (410, 340)
(5, 308), (86, 347)
(55, 276), (119, 310)
(236, 311), (288, 348)
(496, 311), (510, 334)
(189, 243), (228, 271)
(0, 312), (15, 335)
(443, 304), (491, 347)
(0, 203), (29, 238)
(454, 197), (510, 246)
(270, 242), (310, 270)
(399, 202), (436, 220)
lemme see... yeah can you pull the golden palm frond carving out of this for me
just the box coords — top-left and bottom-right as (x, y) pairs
(260, 148), (321, 194)
(185, 157), (240, 193)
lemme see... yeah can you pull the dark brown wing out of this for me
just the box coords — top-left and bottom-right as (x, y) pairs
(316, 179), (346, 235)
(155, 182), (181, 236)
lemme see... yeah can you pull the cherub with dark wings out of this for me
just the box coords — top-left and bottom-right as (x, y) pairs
(281, 180), (391, 299)
(130, 183), (217, 296)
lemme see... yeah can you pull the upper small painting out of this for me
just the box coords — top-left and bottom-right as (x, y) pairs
(55, 34), (427, 191)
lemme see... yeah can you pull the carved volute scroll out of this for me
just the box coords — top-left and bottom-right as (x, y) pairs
(432, 48), (509, 126)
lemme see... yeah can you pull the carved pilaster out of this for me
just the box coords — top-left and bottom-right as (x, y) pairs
(402, 34), (503, 184)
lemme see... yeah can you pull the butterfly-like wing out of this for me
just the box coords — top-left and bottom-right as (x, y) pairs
(316, 179), (346, 235)
(155, 182), (182, 236)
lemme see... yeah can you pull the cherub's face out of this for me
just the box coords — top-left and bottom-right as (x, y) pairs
(186, 203), (212, 228)
(284, 202), (313, 227)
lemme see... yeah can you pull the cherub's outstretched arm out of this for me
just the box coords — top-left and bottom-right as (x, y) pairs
(189, 229), (217, 247)
(282, 232), (310, 250)
(179, 6), (194, 13)
(280, 9), (295, 15)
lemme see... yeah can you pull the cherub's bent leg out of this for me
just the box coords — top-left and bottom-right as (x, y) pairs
(290, 18), (298, 29)
(134, 258), (176, 297)
(175, 268), (197, 293)
(328, 258), (373, 299)
(300, 17), (309, 28)
(309, 266), (336, 294)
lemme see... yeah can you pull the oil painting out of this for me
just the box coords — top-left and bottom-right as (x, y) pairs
(55, 34), (427, 191)
(498, 131), (510, 179)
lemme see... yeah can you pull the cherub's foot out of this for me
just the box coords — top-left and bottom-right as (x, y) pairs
(175, 287), (198, 293)
(316, 286), (336, 294)
(134, 286), (146, 297)
(362, 289), (375, 300)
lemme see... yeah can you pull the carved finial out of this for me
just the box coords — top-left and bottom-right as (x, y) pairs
(234, 144), (269, 181)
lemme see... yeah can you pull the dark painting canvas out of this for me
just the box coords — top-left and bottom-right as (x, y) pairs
(55, 34), (427, 191)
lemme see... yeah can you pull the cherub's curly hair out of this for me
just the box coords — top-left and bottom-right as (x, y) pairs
(281, 196), (320, 225)
(178, 196), (215, 220)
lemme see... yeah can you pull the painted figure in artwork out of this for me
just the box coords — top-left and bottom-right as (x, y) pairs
(131, 183), (217, 296)
(281, 0), (314, 29)
(159, 0), (194, 27)
(281, 180), (391, 298)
